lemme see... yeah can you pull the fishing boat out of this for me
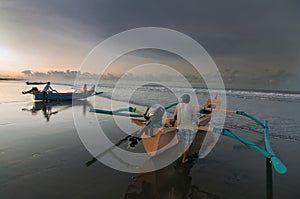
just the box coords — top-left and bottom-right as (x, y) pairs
(26, 81), (47, 85)
(130, 98), (221, 156)
(22, 85), (102, 101)
(89, 97), (287, 174)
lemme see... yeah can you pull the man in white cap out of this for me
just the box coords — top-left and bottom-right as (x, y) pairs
(174, 94), (198, 163)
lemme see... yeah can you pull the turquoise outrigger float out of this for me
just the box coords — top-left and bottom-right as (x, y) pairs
(90, 99), (287, 174)
(206, 111), (287, 174)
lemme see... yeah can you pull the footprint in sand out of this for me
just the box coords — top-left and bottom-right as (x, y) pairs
(32, 153), (41, 158)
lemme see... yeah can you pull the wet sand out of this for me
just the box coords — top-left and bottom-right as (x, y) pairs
(1, 81), (300, 198)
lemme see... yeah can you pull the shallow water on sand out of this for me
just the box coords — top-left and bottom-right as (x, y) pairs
(0, 81), (300, 198)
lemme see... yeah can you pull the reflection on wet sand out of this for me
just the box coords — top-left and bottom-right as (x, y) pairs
(85, 129), (212, 198)
(124, 129), (274, 199)
(124, 130), (213, 199)
(126, 160), (194, 199)
(22, 100), (91, 122)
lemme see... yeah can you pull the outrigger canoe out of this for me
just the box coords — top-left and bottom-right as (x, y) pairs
(89, 97), (287, 174)
(23, 85), (102, 101)
(130, 98), (221, 156)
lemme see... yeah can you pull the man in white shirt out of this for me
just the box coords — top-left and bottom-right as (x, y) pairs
(174, 94), (198, 163)
(42, 82), (56, 101)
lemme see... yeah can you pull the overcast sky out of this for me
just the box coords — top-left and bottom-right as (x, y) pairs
(0, 0), (299, 91)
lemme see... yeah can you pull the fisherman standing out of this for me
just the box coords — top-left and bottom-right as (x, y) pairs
(83, 84), (87, 94)
(174, 94), (198, 163)
(42, 82), (56, 101)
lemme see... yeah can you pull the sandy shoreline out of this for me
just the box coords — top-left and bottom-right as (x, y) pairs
(0, 84), (300, 198)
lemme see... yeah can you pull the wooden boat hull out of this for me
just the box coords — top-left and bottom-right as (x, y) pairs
(141, 114), (212, 156)
(26, 81), (46, 85)
(138, 98), (221, 156)
(33, 86), (96, 101)
(34, 92), (94, 101)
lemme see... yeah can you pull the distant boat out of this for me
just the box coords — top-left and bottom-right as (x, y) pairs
(26, 81), (47, 85)
(22, 85), (102, 101)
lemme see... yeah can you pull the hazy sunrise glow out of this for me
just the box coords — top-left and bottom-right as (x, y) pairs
(0, 0), (299, 91)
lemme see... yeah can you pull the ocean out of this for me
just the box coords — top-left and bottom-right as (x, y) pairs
(0, 80), (299, 198)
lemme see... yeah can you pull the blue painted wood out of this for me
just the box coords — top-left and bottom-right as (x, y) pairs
(263, 120), (287, 174)
(34, 90), (97, 101)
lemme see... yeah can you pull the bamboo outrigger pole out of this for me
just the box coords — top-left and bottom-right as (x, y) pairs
(201, 108), (287, 174)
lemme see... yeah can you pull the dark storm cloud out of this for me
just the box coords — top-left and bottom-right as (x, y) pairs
(2, 0), (300, 90)
(62, 0), (299, 71)
(5, 0), (300, 56)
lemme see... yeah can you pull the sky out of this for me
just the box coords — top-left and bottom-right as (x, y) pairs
(0, 0), (299, 91)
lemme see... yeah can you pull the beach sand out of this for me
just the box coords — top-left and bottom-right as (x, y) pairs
(0, 81), (300, 198)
